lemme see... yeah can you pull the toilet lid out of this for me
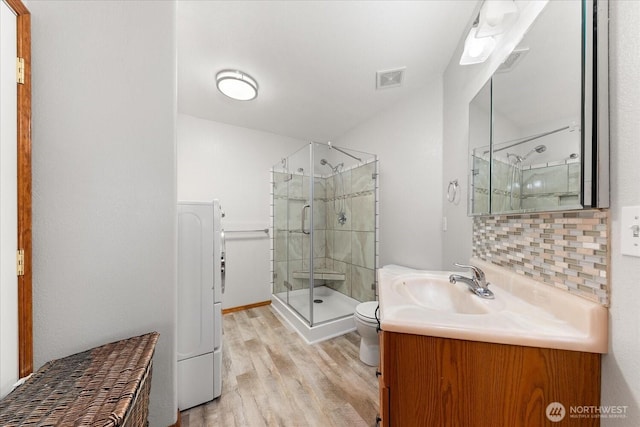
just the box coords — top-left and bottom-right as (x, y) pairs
(356, 301), (379, 320)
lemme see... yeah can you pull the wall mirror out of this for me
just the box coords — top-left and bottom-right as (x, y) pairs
(468, 0), (609, 216)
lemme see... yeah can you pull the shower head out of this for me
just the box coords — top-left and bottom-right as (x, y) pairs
(507, 152), (523, 163)
(320, 158), (343, 172)
(534, 144), (547, 153)
(522, 144), (547, 160)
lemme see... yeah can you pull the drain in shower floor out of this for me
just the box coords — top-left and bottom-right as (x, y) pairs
(313, 299), (323, 304)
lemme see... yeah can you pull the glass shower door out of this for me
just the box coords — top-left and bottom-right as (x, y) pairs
(272, 143), (314, 325)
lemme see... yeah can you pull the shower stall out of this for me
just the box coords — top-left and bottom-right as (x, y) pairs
(271, 142), (378, 343)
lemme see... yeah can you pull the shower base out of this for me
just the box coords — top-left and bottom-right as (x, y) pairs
(271, 286), (358, 344)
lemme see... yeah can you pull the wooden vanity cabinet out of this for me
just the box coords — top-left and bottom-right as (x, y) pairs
(378, 331), (601, 427)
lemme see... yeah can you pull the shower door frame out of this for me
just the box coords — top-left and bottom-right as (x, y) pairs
(307, 145), (316, 326)
(272, 142), (317, 327)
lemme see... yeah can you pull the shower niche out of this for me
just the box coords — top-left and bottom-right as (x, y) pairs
(271, 142), (377, 341)
(468, 0), (609, 215)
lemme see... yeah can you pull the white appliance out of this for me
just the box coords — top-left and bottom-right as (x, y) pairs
(177, 200), (225, 409)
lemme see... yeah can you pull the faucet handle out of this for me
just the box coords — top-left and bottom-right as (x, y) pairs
(453, 263), (486, 282)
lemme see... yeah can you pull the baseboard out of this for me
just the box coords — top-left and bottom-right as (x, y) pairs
(222, 300), (271, 315)
(169, 409), (181, 427)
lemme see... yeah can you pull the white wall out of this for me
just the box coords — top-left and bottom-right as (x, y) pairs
(177, 114), (305, 309)
(28, 2), (177, 426)
(335, 81), (444, 269)
(602, 1), (640, 423)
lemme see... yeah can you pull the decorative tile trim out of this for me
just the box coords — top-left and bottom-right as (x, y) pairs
(473, 210), (609, 306)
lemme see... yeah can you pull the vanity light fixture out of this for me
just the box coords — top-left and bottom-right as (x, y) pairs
(216, 69), (258, 101)
(459, 0), (518, 66)
(476, 0), (518, 38)
(460, 26), (497, 65)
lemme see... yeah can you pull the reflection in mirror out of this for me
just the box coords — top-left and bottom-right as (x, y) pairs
(491, 0), (582, 213)
(468, 80), (491, 215)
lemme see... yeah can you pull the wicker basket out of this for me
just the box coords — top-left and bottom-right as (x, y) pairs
(0, 332), (159, 427)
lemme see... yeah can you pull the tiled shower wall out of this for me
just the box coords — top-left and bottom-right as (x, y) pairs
(521, 162), (581, 210)
(474, 156), (582, 214)
(493, 158), (582, 212)
(473, 210), (609, 305)
(324, 161), (377, 302)
(271, 160), (378, 303)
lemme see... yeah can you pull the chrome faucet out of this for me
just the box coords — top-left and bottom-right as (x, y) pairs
(449, 263), (494, 299)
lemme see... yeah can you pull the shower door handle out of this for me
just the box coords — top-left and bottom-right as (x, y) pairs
(301, 204), (310, 235)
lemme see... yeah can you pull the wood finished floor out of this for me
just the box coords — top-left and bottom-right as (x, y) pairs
(180, 305), (379, 427)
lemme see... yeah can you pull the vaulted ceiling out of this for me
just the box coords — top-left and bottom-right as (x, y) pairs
(177, 1), (479, 141)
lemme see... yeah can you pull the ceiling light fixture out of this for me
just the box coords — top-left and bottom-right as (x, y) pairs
(216, 69), (258, 101)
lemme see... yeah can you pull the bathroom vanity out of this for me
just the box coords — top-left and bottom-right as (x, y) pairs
(376, 261), (608, 427)
(397, 0), (611, 423)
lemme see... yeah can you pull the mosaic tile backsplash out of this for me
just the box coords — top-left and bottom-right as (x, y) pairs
(473, 210), (609, 306)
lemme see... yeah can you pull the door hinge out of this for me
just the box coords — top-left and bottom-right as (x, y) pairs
(16, 57), (25, 84)
(16, 249), (25, 276)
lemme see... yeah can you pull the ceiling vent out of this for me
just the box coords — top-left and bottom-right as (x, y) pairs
(496, 47), (529, 73)
(376, 67), (405, 89)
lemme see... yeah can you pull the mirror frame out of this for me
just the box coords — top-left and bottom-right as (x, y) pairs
(583, 0), (609, 209)
(467, 79), (492, 216)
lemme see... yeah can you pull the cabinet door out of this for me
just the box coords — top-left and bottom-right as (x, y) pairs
(385, 332), (601, 426)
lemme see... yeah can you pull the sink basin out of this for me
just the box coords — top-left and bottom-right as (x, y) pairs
(378, 260), (608, 353)
(393, 275), (489, 315)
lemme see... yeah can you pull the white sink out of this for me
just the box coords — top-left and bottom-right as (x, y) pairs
(378, 259), (608, 353)
(393, 274), (492, 315)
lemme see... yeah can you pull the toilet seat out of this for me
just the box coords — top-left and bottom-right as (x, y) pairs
(355, 301), (378, 323)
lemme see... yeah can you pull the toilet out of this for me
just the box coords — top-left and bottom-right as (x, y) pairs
(354, 301), (380, 366)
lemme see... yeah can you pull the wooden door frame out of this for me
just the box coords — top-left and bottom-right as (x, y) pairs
(5, 0), (31, 377)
